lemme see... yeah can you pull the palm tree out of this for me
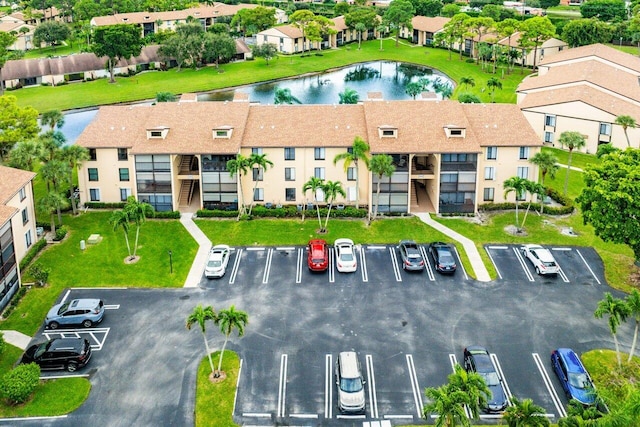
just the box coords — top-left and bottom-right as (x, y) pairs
(626, 290), (640, 362)
(423, 384), (470, 427)
(369, 154), (395, 221)
(594, 292), (631, 368)
(226, 154), (251, 217)
(503, 176), (528, 231)
(530, 151), (559, 185)
(123, 196), (154, 259)
(520, 180), (544, 228)
(186, 305), (218, 376)
(460, 76), (475, 90)
(41, 109), (65, 131)
(355, 22), (366, 49)
(447, 364), (490, 419)
(405, 81), (423, 99)
(59, 145), (90, 215)
(322, 180), (346, 232)
(8, 140), (43, 171)
(615, 115), (636, 148)
(247, 153), (273, 216)
(377, 24), (386, 50)
(39, 130), (65, 162)
(274, 88), (301, 105)
(338, 87), (359, 104)
(503, 396), (550, 427)
(215, 305), (248, 378)
(557, 131), (586, 196)
(333, 136), (370, 209)
(486, 77), (502, 102)
(40, 159), (69, 224)
(302, 176), (325, 231)
(109, 209), (132, 259)
(38, 192), (66, 235)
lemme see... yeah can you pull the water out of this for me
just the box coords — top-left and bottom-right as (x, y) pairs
(59, 61), (453, 143)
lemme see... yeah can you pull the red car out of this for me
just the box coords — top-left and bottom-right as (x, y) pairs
(307, 239), (329, 271)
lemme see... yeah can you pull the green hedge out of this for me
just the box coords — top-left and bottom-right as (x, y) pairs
(19, 238), (47, 271)
(84, 202), (126, 209)
(53, 225), (68, 241)
(152, 211), (181, 219)
(479, 188), (574, 215)
(196, 205), (368, 219)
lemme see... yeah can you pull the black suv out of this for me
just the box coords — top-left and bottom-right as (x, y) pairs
(21, 337), (92, 372)
(428, 242), (457, 274)
(463, 346), (508, 413)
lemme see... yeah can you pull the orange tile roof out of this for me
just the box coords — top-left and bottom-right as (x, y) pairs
(0, 165), (35, 204)
(410, 16), (450, 33)
(538, 43), (640, 73)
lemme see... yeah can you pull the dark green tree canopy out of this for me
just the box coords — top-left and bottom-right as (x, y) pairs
(33, 21), (70, 47)
(91, 24), (143, 83)
(383, 0), (416, 47)
(580, 0), (626, 22)
(230, 6), (276, 36)
(561, 18), (613, 47)
(344, 7), (379, 30)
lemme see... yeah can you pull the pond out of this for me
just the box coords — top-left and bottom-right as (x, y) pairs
(59, 61), (453, 144)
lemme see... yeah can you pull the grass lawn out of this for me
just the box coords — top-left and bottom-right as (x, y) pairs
(195, 350), (239, 427)
(12, 39), (529, 112)
(582, 349), (640, 411)
(541, 146), (600, 171)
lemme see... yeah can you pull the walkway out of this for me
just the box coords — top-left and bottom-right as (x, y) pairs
(1, 329), (31, 350)
(415, 213), (491, 282)
(558, 163), (583, 172)
(180, 213), (212, 288)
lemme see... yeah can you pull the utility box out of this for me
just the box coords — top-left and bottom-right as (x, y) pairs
(80, 240), (86, 251)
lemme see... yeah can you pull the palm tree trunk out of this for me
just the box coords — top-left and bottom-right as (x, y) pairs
(629, 321), (639, 362)
(237, 173), (245, 218)
(315, 199), (322, 231)
(133, 226), (140, 258)
(624, 130), (631, 147)
(204, 333), (215, 374)
(123, 230), (132, 257)
(324, 203), (333, 231)
(373, 180), (382, 220)
(564, 151), (573, 196)
(69, 182), (77, 215)
(515, 201), (519, 230)
(217, 336), (229, 375)
(614, 332), (621, 368)
(355, 163), (360, 209)
(248, 171), (260, 216)
(50, 212), (56, 235)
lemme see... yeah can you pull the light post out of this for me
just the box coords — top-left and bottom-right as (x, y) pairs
(168, 250), (173, 274)
(620, 37), (623, 47)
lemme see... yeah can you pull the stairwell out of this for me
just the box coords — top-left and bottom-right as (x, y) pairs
(179, 155), (194, 173)
(179, 181), (194, 207)
(410, 181), (419, 209)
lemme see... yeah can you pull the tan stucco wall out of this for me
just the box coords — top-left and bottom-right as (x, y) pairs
(6, 182), (37, 262)
(78, 148), (135, 206)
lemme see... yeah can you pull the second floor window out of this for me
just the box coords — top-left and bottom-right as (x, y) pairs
(253, 168), (263, 181)
(284, 147), (295, 160)
(119, 168), (129, 181)
(314, 167), (325, 179)
(285, 167), (295, 181)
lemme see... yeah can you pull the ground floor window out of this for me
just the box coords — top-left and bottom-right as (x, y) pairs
(483, 188), (494, 202)
(90, 188), (100, 201)
(285, 188), (296, 201)
(139, 194), (172, 212)
(372, 172), (409, 213)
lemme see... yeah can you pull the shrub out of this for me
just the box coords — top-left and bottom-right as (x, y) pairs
(2, 287), (27, 319)
(0, 332), (5, 356)
(196, 209), (239, 218)
(28, 264), (50, 287)
(152, 210), (181, 219)
(53, 225), (68, 241)
(19, 238), (47, 271)
(84, 202), (126, 209)
(0, 363), (40, 405)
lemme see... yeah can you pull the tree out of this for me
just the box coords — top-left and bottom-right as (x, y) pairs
(415, 0), (443, 17)
(580, 0), (626, 22)
(440, 13), (470, 61)
(503, 176), (528, 231)
(40, 158), (69, 224)
(333, 137), (369, 209)
(577, 149), (640, 261)
(557, 131), (586, 196)
(215, 305), (248, 378)
(274, 88), (301, 105)
(251, 43), (278, 66)
(322, 180), (346, 232)
(369, 154), (395, 220)
(230, 6), (276, 36)
(486, 77), (502, 103)
(626, 290), (640, 362)
(594, 292), (631, 368)
(59, 144), (89, 215)
(460, 76), (475, 90)
(338, 88), (359, 104)
(447, 364), (490, 419)
(0, 31), (17, 94)
(561, 19), (613, 48)
(289, 10), (316, 55)
(467, 17), (495, 61)
(405, 81), (423, 99)
(520, 180), (544, 228)
(458, 93), (482, 103)
(158, 23), (206, 71)
(495, 18), (519, 73)
(109, 209), (132, 259)
(530, 151), (559, 185)
(540, 0), (560, 8)
(345, 7), (378, 49)
(33, 21), (70, 49)
(615, 115), (636, 148)
(226, 154), (251, 217)
(441, 3), (460, 17)
(383, 0), (415, 47)
(423, 384), (470, 427)
(306, 16), (335, 52)
(503, 396), (550, 427)
(247, 153), (273, 216)
(41, 109), (65, 131)
(123, 196), (154, 259)
(0, 95), (39, 159)
(302, 176), (325, 231)
(355, 22), (366, 49)
(8, 140), (43, 171)
(377, 24), (386, 50)
(203, 32), (237, 68)
(186, 305), (217, 376)
(91, 24), (143, 83)
(518, 17), (556, 70)
(38, 191), (66, 235)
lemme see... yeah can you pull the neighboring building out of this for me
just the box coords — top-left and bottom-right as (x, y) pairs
(0, 21), (35, 51)
(0, 166), (37, 313)
(75, 97), (541, 216)
(517, 43), (640, 153)
(399, 16), (450, 46)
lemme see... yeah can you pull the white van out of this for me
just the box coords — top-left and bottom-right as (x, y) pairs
(335, 351), (366, 413)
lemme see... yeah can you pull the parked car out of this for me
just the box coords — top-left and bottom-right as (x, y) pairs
(205, 244), (231, 278)
(307, 239), (329, 272)
(335, 238), (357, 273)
(335, 351), (366, 413)
(521, 244), (559, 275)
(427, 242), (457, 274)
(398, 240), (425, 271)
(45, 298), (105, 329)
(551, 348), (596, 406)
(21, 337), (92, 372)
(463, 346), (508, 413)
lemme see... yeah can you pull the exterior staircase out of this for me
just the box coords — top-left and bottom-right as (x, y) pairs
(179, 155), (195, 174)
(410, 181), (419, 209)
(179, 181), (194, 207)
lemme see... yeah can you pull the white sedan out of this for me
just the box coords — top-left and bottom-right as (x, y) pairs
(335, 238), (357, 273)
(521, 244), (559, 276)
(205, 245), (231, 278)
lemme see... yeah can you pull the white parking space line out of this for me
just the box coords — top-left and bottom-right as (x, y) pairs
(296, 248), (303, 284)
(452, 246), (468, 280)
(328, 248), (335, 283)
(233, 358), (243, 418)
(487, 246), (509, 250)
(245, 247), (265, 251)
(420, 246), (436, 282)
(551, 247), (572, 251)
(366, 245), (386, 250)
(43, 328), (110, 350)
(532, 353), (567, 418)
(276, 247), (295, 251)
(512, 247), (535, 282)
(365, 354), (379, 419)
(325, 354), (333, 420)
(484, 247), (503, 280)
(557, 266), (570, 283)
(103, 304), (120, 309)
(388, 248), (402, 282)
(359, 246), (368, 283)
(577, 249), (601, 285)
(228, 248), (242, 285)
(406, 354), (424, 417)
(262, 248), (273, 284)
(490, 353), (513, 405)
(277, 354), (288, 418)
(447, 354), (472, 419)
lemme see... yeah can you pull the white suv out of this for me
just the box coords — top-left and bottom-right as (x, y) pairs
(521, 244), (559, 275)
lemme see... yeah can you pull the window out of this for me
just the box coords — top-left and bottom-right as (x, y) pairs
(252, 168), (263, 181)
(119, 168), (129, 181)
(252, 148), (263, 155)
(378, 126), (398, 138)
(25, 230), (32, 248)
(254, 188), (264, 201)
(519, 147), (529, 160)
(486, 146), (497, 160)
(150, 130), (163, 138)
(285, 188), (296, 201)
(89, 188), (100, 201)
(484, 167), (495, 180)
(314, 147), (325, 160)
(19, 188), (26, 201)
(21, 208), (28, 225)
(213, 129), (232, 139)
(117, 148), (128, 161)
(88, 168), (99, 181)
(120, 188), (132, 201)
(284, 147), (295, 160)
(599, 123), (612, 136)
(544, 114), (556, 127)
(544, 132), (554, 143)
(285, 167), (295, 181)
(89, 149), (97, 161)
(347, 167), (356, 181)
(517, 166), (529, 179)
(483, 188), (494, 201)
(314, 167), (325, 179)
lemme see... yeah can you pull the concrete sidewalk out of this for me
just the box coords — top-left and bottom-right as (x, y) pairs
(180, 213), (212, 288)
(415, 213), (491, 282)
(1, 329), (31, 350)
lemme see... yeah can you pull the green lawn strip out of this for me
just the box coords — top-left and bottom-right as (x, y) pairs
(541, 146), (600, 171)
(582, 349), (640, 410)
(13, 39), (527, 112)
(0, 343), (21, 375)
(195, 351), (239, 427)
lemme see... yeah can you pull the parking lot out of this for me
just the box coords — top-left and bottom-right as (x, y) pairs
(8, 243), (625, 427)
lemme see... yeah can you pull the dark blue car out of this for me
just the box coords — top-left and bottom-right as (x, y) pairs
(551, 348), (596, 406)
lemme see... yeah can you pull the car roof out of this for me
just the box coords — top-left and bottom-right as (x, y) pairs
(69, 299), (101, 309)
(466, 346), (495, 370)
(309, 239), (326, 246)
(557, 348), (587, 373)
(335, 238), (354, 247)
(49, 337), (85, 351)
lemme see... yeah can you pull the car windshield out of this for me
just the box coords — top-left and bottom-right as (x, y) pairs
(568, 373), (591, 389)
(34, 342), (49, 359)
(208, 260), (222, 268)
(57, 301), (70, 315)
(481, 372), (500, 386)
(313, 258), (325, 263)
(439, 254), (455, 264)
(340, 377), (363, 393)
